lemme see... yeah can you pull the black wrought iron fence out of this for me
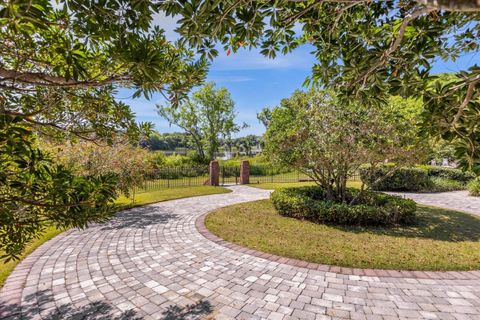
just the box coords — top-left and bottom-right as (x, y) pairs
(133, 165), (209, 194)
(131, 164), (362, 194)
(248, 165), (361, 184)
(220, 165), (240, 185)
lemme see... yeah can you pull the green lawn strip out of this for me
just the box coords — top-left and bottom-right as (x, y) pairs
(0, 186), (231, 288)
(205, 199), (480, 271)
(249, 180), (363, 190)
(115, 186), (231, 209)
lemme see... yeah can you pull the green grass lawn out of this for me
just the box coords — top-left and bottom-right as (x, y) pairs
(205, 199), (480, 271)
(115, 186), (231, 208)
(0, 186), (230, 288)
(249, 180), (363, 190)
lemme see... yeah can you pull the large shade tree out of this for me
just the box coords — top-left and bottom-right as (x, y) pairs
(157, 82), (246, 161)
(163, 0), (480, 171)
(0, 0), (207, 258)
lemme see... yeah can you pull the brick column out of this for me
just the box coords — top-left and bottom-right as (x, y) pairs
(209, 160), (220, 186)
(240, 160), (250, 185)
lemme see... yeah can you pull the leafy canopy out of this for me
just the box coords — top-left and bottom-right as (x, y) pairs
(0, 116), (117, 261)
(0, 0), (208, 258)
(1, 0), (208, 141)
(157, 82), (246, 161)
(163, 0), (480, 171)
(265, 90), (425, 202)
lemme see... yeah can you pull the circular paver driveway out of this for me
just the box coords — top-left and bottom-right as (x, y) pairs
(1, 186), (480, 320)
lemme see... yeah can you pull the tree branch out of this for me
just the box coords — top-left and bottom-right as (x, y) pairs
(351, 6), (434, 88)
(417, 0), (480, 11)
(0, 67), (131, 88)
(451, 79), (478, 127)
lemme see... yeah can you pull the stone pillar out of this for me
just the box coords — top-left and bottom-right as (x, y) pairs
(209, 160), (220, 186)
(240, 160), (250, 185)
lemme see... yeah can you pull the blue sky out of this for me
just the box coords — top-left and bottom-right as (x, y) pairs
(120, 14), (479, 137)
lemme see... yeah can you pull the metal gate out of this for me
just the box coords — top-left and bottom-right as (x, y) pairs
(220, 165), (240, 185)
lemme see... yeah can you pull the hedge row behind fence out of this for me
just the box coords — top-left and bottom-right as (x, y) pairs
(361, 165), (475, 192)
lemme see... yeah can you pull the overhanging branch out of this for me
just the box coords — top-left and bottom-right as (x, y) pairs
(0, 67), (131, 88)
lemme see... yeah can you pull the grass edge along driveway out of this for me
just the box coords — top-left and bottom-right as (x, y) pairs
(205, 199), (480, 271)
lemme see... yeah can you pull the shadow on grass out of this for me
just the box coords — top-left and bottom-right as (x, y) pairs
(0, 290), (213, 320)
(333, 205), (480, 242)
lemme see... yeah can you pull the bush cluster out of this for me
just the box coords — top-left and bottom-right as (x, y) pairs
(428, 177), (465, 192)
(271, 186), (416, 226)
(420, 166), (475, 183)
(361, 167), (431, 191)
(361, 166), (474, 192)
(468, 178), (480, 197)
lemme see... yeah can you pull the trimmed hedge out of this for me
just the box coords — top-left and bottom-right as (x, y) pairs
(468, 178), (480, 197)
(271, 186), (416, 226)
(361, 166), (474, 192)
(421, 166), (475, 183)
(360, 167), (432, 192)
(429, 177), (465, 192)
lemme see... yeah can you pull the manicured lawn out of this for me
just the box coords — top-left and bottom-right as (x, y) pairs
(249, 180), (363, 190)
(0, 186), (230, 288)
(205, 199), (480, 271)
(115, 186), (231, 208)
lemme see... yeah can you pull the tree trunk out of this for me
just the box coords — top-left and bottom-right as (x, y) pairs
(417, 0), (480, 12)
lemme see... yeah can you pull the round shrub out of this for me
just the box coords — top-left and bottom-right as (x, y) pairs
(271, 186), (416, 226)
(468, 178), (480, 197)
(360, 167), (431, 192)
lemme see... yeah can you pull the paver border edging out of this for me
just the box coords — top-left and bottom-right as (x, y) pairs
(196, 211), (480, 281)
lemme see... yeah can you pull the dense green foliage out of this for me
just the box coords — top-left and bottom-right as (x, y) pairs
(429, 177), (466, 192)
(0, 0), (208, 259)
(271, 186), (416, 226)
(1, 0), (207, 141)
(421, 165), (475, 182)
(361, 167), (432, 192)
(227, 135), (262, 157)
(157, 83), (246, 161)
(468, 178), (480, 196)
(265, 90), (422, 202)
(47, 140), (154, 197)
(142, 132), (191, 151)
(256, 107), (272, 129)
(0, 116), (117, 260)
(164, 0), (480, 172)
(362, 165), (474, 192)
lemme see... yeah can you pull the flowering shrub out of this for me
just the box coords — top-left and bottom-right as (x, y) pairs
(47, 140), (154, 196)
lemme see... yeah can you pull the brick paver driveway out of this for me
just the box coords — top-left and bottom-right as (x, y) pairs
(389, 190), (480, 217)
(1, 186), (480, 320)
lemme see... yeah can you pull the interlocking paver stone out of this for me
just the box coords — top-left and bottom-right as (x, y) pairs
(1, 186), (480, 319)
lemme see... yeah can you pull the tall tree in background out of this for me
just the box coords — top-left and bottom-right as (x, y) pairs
(257, 108), (272, 129)
(234, 135), (261, 156)
(0, 0), (207, 258)
(163, 0), (480, 172)
(157, 83), (246, 161)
